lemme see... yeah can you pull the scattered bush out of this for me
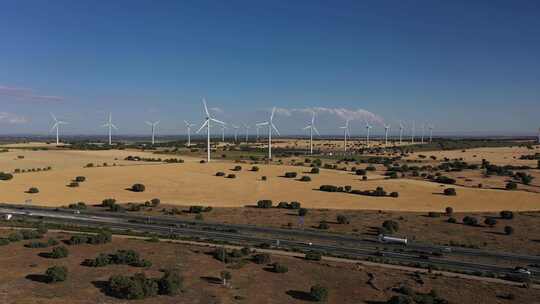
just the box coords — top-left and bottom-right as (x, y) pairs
(272, 262), (288, 273)
(310, 167), (320, 174)
(298, 208), (308, 217)
(299, 176), (311, 182)
(284, 172), (298, 178)
(445, 206), (454, 215)
(226, 174), (236, 179)
(253, 253), (271, 264)
(355, 169), (367, 176)
(49, 246), (69, 259)
(108, 273), (158, 299)
(131, 183), (146, 192)
(305, 251), (322, 261)
(0, 172), (14, 180)
(500, 210), (514, 219)
(232, 165), (242, 171)
(389, 192), (399, 198)
(319, 185), (338, 192)
(27, 187), (39, 194)
(68, 202), (87, 210)
(443, 188), (456, 196)
(45, 266), (67, 283)
(158, 268), (183, 295)
(382, 220), (399, 233)
(310, 285), (328, 302)
(75, 176), (86, 182)
(257, 200), (273, 209)
(251, 166), (259, 172)
(102, 198), (116, 208)
(289, 201), (301, 209)
(447, 217), (457, 223)
(67, 182), (79, 187)
(428, 212), (441, 218)
(337, 215), (349, 224)
(318, 221), (330, 230)
(215, 171), (225, 176)
(504, 226), (514, 235)
(484, 217), (497, 227)
(463, 216), (479, 226)
(0, 238), (9, 246)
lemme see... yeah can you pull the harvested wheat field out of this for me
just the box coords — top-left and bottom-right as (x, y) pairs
(406, 146), (540, 166)
(0, 149), (539, 212)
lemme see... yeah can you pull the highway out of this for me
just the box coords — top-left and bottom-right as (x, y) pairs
(1, 204), (538, 281)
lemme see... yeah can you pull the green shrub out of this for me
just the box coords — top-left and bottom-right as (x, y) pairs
(504, 226), (514, 235)
(251, 166), (260, 172)
(305, 251), (322, 261)
(253, 253), (271, 264)
(0, 172), (14, 180)
(158, 269), (183, 295)
(102, 198), (116, 207)
(45, 266), (67, 283)
(68, 202), (87, 210)
(484, 217), (497, 227)
(505, 181), (517, 190)
(108, 273), (158, 299)
(447, 217), (457, 223)
(289, 201), (301, 209)
(75, 176), (86, 182)
(8, 231), (23, 242)
(382, 220), (399, 233)
(445, 206), (454, 215)
(226, 174), (236, 179)
(463, 216), (478, 226)
(49, 246), (69, 258)
(284, 172), (298, 178)
(215, 171), (225, 176)
(310, 167), (320, 174)
(27, 187), (39, 194)
(337, 215), (349, 224)
(318, 222), (330, 230)
(443, 188), (456, 196)
(272, 263), (288, 273)
(257, 200), (273, 209)
(310, 285), (328, 302)
(0, 238), (9, 246)
(131, 183), (146, 192)
(500, 210), (514, 219)
(299, 176), (312, 182)
(298, 208), (308, 217)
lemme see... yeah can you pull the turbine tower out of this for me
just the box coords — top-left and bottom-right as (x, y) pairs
(50, 113), (67, 145)
(256, 107), (280, 160)
(220, 124), (227, 142)
(243, 123), (250, 143)
(411, 120), (415, 144)
(420, 123), (425, 144)
(255, 125), (260, 142)
(196, 98), (225, 162)
(303, 111), (320, 155)
(384, 124), (391, 146)
(365, 120), (372, 146)
(102, 113), (117, 145)
(232, 124), (240, 143)
(339, 119), (350, 152)
(399, 121), (405, 145)
(145, 120), (159, 145)
(429, 124), (434, 143)
(184, 120), (195, 146)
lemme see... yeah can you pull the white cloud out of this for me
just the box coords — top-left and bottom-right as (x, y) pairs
(0, 85), (64, 102)
(273, 107), (384, 125)
(0, 112), (28, 124)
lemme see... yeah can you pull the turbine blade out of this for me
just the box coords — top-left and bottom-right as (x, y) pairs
(211, 118), (225, 125)
(313, 126), (320, 136)
(202, 98), (210, 117)
(271, 123), (280, 136)
(50, 123), (59, 132)
(196, 119), (208, 133)
(256, 122), (269, 126)
(270, 107), (276, 121)
(111, 124), (118, 130)
(50, 112), (57, 122)
(145, 121), (152, 126)
(303, 126), (311, 130)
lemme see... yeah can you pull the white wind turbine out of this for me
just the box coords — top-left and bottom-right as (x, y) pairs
(220, 124), (227, 142)
(256, 107), (280, 160)
(102, 113), (118, 145)
(255, 124), (261, 142)
(411, 120), (416, 144)
(420, 123), (425, 144)
(365, 120), (372, 146)
(184, 120), (195, 146)
(232, 124), (240, 143)
(399, 121), (405, 145)
(429, 124), (434, 143)
(145, 120), (159, 145)
(339, 119), (351, 152)
(243, 123), (250, 143)
(50, 113), (68, 145)
(196, 98), (225, 162)
(303, 111), (320, 155)
(384, 124), (391, 146)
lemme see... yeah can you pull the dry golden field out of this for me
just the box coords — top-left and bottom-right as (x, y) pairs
(0, 146), (539, 212)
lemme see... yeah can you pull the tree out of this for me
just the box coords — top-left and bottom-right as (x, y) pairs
(220, 271), (232, 286)
(298, 208), (308, 217)
(257, 200), (273, 208)
(484, 217), (497, 227)
(131, 183), (146, 192)
(45, 266), (67, 283)
(253, 253), (271, 264)
(504, 226), (514, 235)
(443, 188), (456, 196)
(337, 215), (350, 224)
(158, 269), (183, 296)
(382, 220), (399, 233)
(506, 181), (517, 190)
(310, 167), (320, 174)
(463, 216), (478, 226)
(310, 285), (328, 302)
(0, 172), (13, 180)
(102, 198), (116, 207)
(50, 246), (69, 258)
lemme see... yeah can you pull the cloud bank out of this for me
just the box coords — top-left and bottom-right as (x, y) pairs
(274, 107), (384, 125)
(0, 85), (64, 102)
(0, 112), (28, 124)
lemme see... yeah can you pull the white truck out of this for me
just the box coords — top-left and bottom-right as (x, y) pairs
(3, 214), (13, 221)
(378, 234), (408, 245)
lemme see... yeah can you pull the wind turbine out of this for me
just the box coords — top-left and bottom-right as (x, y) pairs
(411, 120), (416, 144)
(184, 120), (195, 146)
(196, 98), (225, 162)
(220, 124), (227, 142)
(339, 119), (350, 152)
(232, 124), (240, 143)
(399, 121), (405, 145)
(303, 111), (320, 155)
(429, 124), (434, 143)
(145, 120), (159, 145)
(384, 124), (391, 146)
(243, 123), (250, 143)
(50, 113), (67, 145)
(102, 113), (117, 145)
(365, 120), (372, 146)
(420, 123), (425, 144)
(256, 107), (280, 160)
(255, 124), (260, 142)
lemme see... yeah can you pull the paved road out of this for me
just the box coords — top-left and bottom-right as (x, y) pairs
(0, 204), (538, 281)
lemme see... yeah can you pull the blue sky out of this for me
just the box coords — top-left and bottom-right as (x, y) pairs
(0, 0), (539, 136)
